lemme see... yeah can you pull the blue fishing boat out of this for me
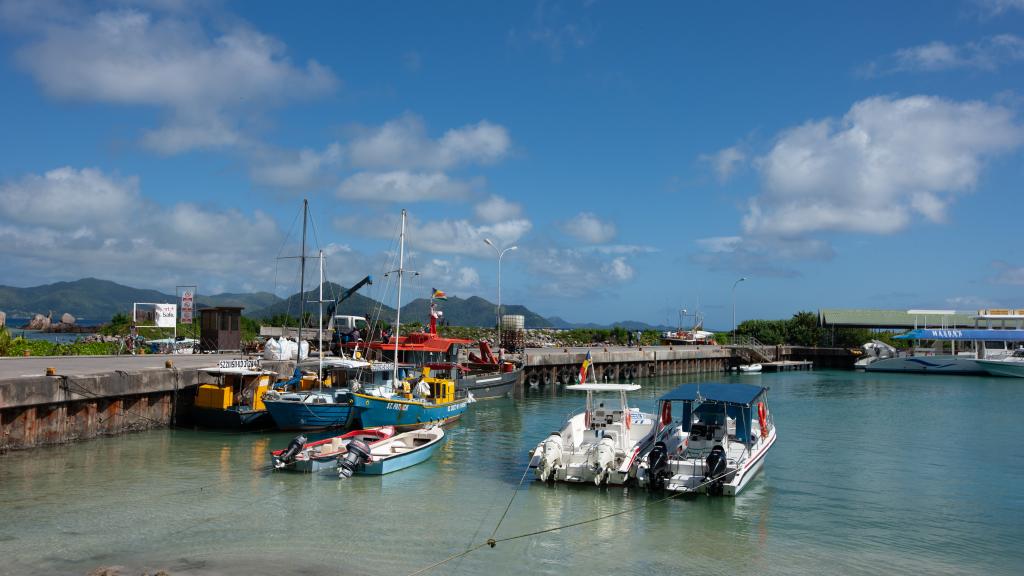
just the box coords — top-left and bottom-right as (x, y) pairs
(336, 425), (446, 477)
(350, 367), (468, 429)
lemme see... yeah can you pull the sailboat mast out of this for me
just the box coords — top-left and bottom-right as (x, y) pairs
(318, 250), (324, 388)
(393, 209), (406, 385)
(298, 199), (308, 360)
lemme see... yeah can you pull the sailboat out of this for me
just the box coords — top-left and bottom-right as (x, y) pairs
(349, 209), (470, 430)
(263, 200), (370, 431)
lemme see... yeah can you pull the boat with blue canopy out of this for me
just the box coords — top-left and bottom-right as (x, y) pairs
(866, 320), (1024, 375)
(635, 382), (776, 496)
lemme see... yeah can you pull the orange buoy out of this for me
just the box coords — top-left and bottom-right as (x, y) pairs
(757, 401), (769, 437)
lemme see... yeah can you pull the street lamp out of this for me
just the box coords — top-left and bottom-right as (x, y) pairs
(732, 277), (747, 342)
(483, 238), (518, 328)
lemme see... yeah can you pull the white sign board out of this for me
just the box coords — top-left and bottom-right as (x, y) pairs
(181, 290), (194, 324)
(155, 304), (177, 328)
(218, 358), (262, 370)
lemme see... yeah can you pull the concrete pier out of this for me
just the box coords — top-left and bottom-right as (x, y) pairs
(522, 345), (731, 386)
(0, 355), (290, 452)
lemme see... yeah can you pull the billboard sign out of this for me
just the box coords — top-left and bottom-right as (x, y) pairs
(181, 289), (194, 324)
(155, 304), (177, 328)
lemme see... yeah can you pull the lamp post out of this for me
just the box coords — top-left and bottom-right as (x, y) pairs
(483, 239), (518, 329)
(731, 277), (747, 342)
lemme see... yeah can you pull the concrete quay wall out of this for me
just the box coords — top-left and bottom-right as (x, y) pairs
(0, 358), (296, 452)
(523, 346), (731, 385)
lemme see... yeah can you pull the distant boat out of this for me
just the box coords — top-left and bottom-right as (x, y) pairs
(337, 425), (446, 477)
(738, 363), (762, 374)
(270, 426), (395, 472)
(636, 383), (776, 496)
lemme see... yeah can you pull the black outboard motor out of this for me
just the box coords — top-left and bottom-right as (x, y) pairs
(646, 441), (669, 490)
(274, 434), (307, 469)
(337, 439), (372, 479)
(704, 445), (728, 496)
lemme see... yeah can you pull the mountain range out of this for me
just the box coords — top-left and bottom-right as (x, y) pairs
(0, 278), (671, 330)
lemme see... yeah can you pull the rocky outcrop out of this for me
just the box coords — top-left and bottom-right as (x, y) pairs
(61, 313), (76, 325)
(25, 313), (51, 331)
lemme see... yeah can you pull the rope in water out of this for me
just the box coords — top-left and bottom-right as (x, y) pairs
(405, 463), (738, 575)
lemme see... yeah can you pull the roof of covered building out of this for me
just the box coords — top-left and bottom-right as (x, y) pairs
(818, 308), (978, 329)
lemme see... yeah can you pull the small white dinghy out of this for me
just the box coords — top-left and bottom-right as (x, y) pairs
(738, 363), (762, 374)
(529, 383), (657, 486)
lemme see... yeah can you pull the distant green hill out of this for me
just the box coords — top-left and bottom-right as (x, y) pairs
(0, 278), (282, 323)
(247, 282), (396, 321)
(401, 295), (552, 328)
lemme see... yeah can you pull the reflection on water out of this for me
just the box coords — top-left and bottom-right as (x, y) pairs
(1, 370), (1023, 575)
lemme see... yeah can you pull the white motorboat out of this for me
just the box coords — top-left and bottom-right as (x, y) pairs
(853, 340), (897, 370)
(529, 383), (657, 486)
(738, 363), (762, 374)
(635, 383), (776, 497)
(976, 348), (1024, 378)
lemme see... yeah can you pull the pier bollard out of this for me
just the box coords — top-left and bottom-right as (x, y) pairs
(45, 367), (56, 376)
(165, 360), (174, 369)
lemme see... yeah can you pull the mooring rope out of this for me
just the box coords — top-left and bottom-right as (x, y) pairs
(405, 466), (737, 576)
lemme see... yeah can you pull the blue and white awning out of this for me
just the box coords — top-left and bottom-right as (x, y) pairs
(894, 329), (1024, 341)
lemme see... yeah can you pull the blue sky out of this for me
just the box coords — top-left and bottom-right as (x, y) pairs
(1, 0), (1023, 328)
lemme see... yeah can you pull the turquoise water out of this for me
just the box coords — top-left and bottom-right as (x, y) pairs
(1, 370), (1023, 575)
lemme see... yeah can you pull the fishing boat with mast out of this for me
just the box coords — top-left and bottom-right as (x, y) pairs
(263, 200), (363, 431)
(528, 351), (657, 485)
(349, 209), (470, 429)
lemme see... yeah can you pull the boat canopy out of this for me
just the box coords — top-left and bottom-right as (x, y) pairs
(893, 329), (1024, 341)
(566, 383), (641, 392)
(659, 383), (766, 406)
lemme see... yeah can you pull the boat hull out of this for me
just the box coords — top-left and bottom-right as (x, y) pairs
(976, 360), (1024, 378)
(192, 406), (272, 430)
(864, 355), (985, 375)
(351, 394), (468, 429)
(357, 428), (447, 475)
(457, 369), (519, 400)
(264, 400), (355, 431)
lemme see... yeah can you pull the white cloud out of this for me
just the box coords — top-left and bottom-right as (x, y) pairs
(991, 261), (1024, 285)
(691, 235), (833, 277)
(872, 35), (1024, 74)
(700, 146), (747, 182)
(975, 0), (1024, 16)
(335, 214), (533, 257)
(474, 195), (523, 223)
(250, 143), (342, 189)
(418, 259), (480, 290)
(589, 244), (660, 255)
(336, 171), (477, 202)
(0, 166), (289, 289)
(601, 257), (634, 281)
(523, 247), (637, 298)
(563, 212), (616, 244)
(747, 95), (1023, 237)
(11, 6), (337, 154)
(347, 113), (511, 170)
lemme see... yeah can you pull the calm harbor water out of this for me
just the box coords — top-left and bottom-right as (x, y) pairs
(1, 370), (1023, 575)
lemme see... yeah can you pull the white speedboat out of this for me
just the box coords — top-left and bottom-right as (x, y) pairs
(738, 363), (762, 374)
(529, 384), (657, 486)
(635, 383), (776, 497)
(976, 349), (1024, 378)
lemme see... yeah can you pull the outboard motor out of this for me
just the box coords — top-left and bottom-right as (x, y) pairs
(337, 439), (372, 479)
(704, 445), (728, 496)
(536, 432), (563, 482)
(590, 437), (617, 486)
(274, 435), (307, 469)
(646, 441), (669, 489)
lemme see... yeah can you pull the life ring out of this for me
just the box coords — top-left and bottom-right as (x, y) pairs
(660, 402), (672, 426)
(625, 409), (632, 430)
(757, 401), (768, 437)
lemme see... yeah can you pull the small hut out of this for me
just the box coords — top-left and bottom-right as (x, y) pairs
(200, 307), (244, 352)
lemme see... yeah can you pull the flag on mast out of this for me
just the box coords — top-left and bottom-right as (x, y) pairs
(579, 350), (592, 383)
(431, 288), (448, 301)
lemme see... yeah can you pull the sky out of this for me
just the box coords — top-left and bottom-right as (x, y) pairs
(1, 0), (1023, 329)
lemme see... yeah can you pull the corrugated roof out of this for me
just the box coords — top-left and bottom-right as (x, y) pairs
(818, 309), (978, 329)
